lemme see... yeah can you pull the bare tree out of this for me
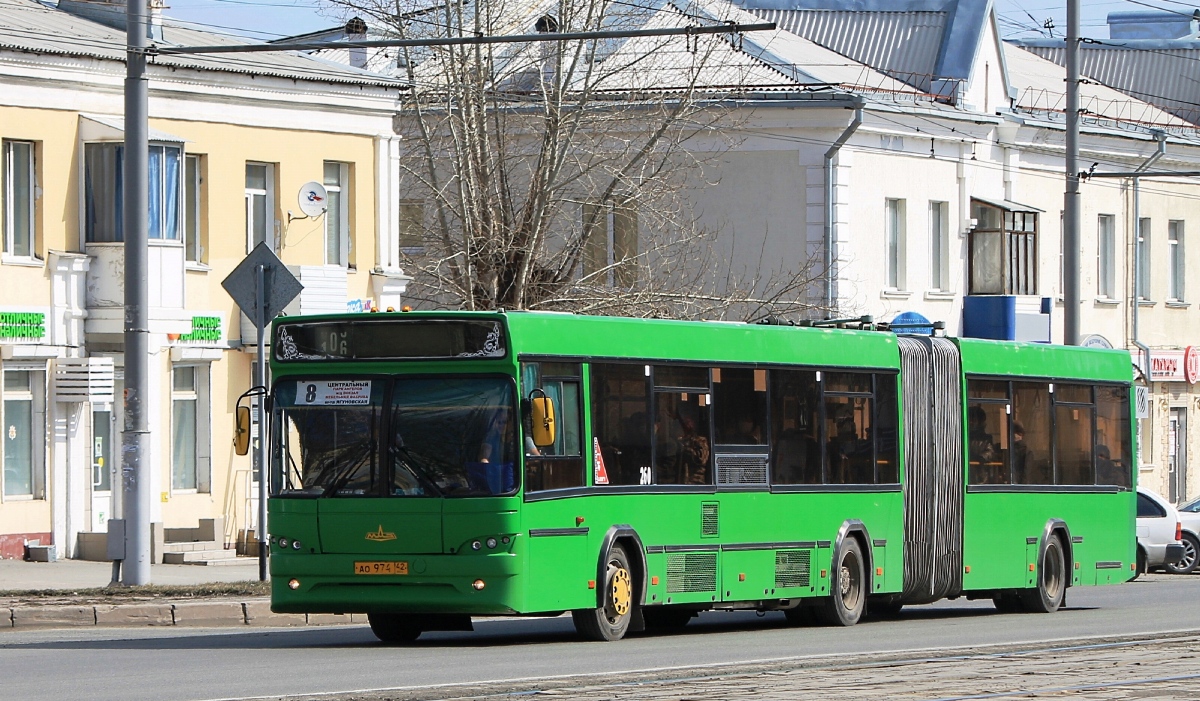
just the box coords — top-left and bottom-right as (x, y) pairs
(331, 0), (827, 320)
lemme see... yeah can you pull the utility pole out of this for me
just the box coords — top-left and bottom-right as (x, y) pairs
(1063, 0), (1081, 346)
(122, 0), (152, 585)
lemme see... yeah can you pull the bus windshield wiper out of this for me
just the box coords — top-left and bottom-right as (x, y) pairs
(322, 440), (376, 496)
(394, 438), (444, 497)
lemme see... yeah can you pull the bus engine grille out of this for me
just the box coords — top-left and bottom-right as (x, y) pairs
(775, 549), (812, 588)
(667, 553), (718, 593)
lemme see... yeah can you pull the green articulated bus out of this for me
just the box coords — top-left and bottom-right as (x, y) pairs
(265, 311), (1136, 642)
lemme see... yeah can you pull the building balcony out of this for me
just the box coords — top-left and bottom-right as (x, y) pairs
(84, 241), (191, 338)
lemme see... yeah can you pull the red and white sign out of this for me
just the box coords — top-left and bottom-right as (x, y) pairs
(593, 437), (609, 485)
(1135, 349), (1200, 384)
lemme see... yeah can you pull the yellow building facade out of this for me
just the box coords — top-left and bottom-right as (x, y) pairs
(0, 0), (407, 559)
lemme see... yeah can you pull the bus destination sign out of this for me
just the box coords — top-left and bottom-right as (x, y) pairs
(297, 380), (372, 406)
(275, 319), (506, 362)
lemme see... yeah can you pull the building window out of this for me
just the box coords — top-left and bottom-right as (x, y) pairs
(171, 365), (210, 492)
(3, 369), (45, 498)
(580, 200), (639, 287)
(1169, 220), (1184, 302)
(323, 161), (350, 266)
(929, 201), (948, 291)
(83, 143), (182, 243)
(968, 199), (1038, 295)
(1137, 217), (1151, 301)
(885, 199), (906, 290)
(245, 163), (275, 252)
(1097, 214), (1115, 299)
(184, 155), (204, 264)
(3, 140), (36, 260)
(398, 202), (424, 252)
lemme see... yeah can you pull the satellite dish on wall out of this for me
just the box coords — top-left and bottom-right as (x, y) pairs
(298, 182), (329, 217)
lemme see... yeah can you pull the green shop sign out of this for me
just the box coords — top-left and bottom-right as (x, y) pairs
(0, 312), (46, 340)
(179, 315), (222, 342)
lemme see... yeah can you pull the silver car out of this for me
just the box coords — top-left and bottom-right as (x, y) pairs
(1168, 495), (1200, 574)
(1137, 488), (1185, 574)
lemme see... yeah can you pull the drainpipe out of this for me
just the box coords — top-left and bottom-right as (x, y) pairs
(824, 102), (865, 315)
(1132, 130), (1167, 376)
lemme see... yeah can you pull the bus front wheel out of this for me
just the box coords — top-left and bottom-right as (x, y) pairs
(1021, 535), (1066, 613)
(367, 613), (422, 644)
(816, 537), (866, 626)
(573, 544), (634, 641)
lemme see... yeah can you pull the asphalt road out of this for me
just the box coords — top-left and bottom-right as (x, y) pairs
(4, 574), (1200, 701)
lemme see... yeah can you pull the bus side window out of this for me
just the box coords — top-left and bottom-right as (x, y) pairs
(1095, 384), (1132, 489)
(770, 369), (822, 485)
(875, 374), (899, 483)
(590, 363), (651, 487)
(521, 362), (584, 492)
(1054, 384), (1095, 486)
(1012, 381), (1052, 484)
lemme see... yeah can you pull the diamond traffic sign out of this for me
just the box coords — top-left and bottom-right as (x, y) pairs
(221, 243), (303, 330)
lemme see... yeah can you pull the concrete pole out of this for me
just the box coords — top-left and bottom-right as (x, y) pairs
(1063, 0), (1081, 346)
(256, 264), (269, 582)
(122, 0), (152, 584)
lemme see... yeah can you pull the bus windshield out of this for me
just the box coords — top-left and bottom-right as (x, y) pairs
(273, 377), (517, 497)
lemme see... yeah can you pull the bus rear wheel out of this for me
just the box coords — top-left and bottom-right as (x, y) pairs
(816, 538), (865, 626)
(367, 613), (422, 643)
(1021, 535), (1066, 613)
(573, 544), (634, 641)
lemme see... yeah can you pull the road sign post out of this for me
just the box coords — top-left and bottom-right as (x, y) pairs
(222, 243), (302, 581)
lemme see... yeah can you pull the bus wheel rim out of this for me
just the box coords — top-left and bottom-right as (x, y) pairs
(608, 567), (632, 619)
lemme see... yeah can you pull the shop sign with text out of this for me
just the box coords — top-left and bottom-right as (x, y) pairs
(0, 308), (49, 342)
(1135, 347), (1200, 384)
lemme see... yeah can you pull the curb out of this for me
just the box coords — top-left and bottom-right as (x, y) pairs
(0, 600), (366, 630)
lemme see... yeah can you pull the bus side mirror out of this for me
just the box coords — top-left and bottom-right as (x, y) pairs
(530, 396), (556, 447)
(235, 406), (251, 456)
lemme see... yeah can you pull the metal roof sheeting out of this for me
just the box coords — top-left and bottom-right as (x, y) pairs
(1016, 42), (1200, 126)
(1003, 43), (1195, 131)
(746, 9), (946, 91)
(0, 0), (404, 88)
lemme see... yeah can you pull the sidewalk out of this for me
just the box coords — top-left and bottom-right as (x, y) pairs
(0, 557), (261, 590)
(0, 557), (353, 631)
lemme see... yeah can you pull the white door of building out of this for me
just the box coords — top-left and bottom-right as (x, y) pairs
(1169, 407), (1188, 504)
(90, 407), (115, 532)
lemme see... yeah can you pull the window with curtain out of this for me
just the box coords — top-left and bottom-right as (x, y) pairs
(885, 198), (906, 290)
(184, 154), (204, 263)
(1137, 218), (1151, 300)
(1097, 214), (1115, 299)
(1169, 220), (1184, 302)
(84, 143), (182, 243)
(929, 201), (948, 291)
(323, 161), (349, 266)
(245, 163), (274, 252)
(3, 140), (36, 259)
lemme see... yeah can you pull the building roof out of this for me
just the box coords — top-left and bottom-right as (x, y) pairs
(0, 0), (404, 88)
(1012, 36), (1200, 127)
(1003, 42), (1195, 134)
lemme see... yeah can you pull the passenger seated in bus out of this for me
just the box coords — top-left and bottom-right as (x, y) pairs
(968, 405), (1000, 483)
(733, 417), (763, 445)
(828, 416), (870, 483)
(774, 428), (821, 484)
(678, 416), (711, 485)
(1011, 422), (1032, 482)
(1095, 444), (1122, 485)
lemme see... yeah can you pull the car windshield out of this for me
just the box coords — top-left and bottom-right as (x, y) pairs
(1180, 498), (1200, 513)
(273, 377), (517, 497)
